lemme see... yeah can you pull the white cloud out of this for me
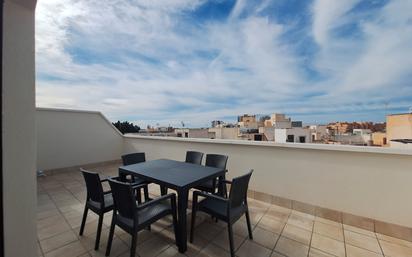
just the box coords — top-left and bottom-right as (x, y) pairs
(312, 0), (361, 46)
(35, 0), (412, 127)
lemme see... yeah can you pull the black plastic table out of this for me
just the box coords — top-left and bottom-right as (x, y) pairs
(118, 159), (226, 253)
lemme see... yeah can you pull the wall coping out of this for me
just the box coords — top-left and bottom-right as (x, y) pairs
(124, 134), (412, 156)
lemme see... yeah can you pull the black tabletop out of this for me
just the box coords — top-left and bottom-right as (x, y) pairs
(119, 159), (225, 190)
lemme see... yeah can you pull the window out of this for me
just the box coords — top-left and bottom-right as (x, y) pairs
(184, 132), (189, 138)
(287, 135), (294, 142)
(299, 136), (306, 143)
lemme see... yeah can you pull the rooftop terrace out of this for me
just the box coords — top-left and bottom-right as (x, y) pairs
(37, 162), (412, 257)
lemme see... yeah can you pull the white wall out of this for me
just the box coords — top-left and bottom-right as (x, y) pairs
(123, 135), (412, 228)
(36, 108), (123, 171)
(3, 0), (37, 256)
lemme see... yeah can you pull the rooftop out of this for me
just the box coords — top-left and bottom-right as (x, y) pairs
(37, 162), (412, 257)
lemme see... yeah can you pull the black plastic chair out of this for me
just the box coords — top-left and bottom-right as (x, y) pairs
(79, 169), (114, 250)
(194, 154), (228, 195)
(190, 170), (254, 257)
(120, 152), (149, 203)
(105, 179), (178, 257)
(185, 151), (204, 165)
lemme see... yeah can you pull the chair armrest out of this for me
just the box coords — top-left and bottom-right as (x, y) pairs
(220, 179), (232, 184)
(136, 193), (176, 210)
(193, 191), (228, 203)
(131, 183), (148, 191)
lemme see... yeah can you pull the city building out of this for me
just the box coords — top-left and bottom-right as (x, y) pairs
(274, 127), (312, 143)
(174, 128), (214, 139)
(372, 132), (387, 146)
(208, 127), (240, 140)
(264, 113), (292, 128)
(386, 113), (412, 149)
(309, 125), (329, 142)
(237, 114), (264, 129)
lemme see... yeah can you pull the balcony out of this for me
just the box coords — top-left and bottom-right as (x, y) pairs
(35, 108), (412, 257)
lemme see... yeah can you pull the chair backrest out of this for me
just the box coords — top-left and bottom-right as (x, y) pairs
(205, 154), (228, 170)
(81, 169), (104, 203)
(229, 170), (253, 209)
(185, 151), (204, 165)
(108, 178), (136, 220)
(122, 152), (146, 166)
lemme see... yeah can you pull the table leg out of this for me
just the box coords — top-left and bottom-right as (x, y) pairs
(160, 185), (168, 195)
(177, 189), (189, 253)
(217, 174), (227, 197)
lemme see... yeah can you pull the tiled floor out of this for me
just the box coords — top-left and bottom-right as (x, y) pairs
(37, 162), (412, 257)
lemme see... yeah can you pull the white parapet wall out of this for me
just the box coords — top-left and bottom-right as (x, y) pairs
(36, 108), (124, 171)
(35, 108), (412, 231)
(124, 135), (412, 229)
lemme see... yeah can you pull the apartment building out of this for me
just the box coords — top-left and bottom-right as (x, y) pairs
(386, 113), (412, 149)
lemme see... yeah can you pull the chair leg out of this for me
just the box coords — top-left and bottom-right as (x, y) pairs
(130, 233), (137, 257)
(143, 185), (149, 202)
(189, 193), (198, 244)
(245, 210), (253, 240)
(95, 213), (104, 250)
(171, 204), (179, 246)
(160, 185), (168, 195)
(228, 223), (235, 257)
(136, 189), (142, 204)
(189, 206), (196, 243)
(105, 215), (116, 256)
(79, 205), (88, 236)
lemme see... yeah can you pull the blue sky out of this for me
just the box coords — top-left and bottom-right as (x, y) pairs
(35, 0), (412, 127)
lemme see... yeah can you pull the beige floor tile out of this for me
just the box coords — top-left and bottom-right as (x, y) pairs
(195, 221), (224, 241)
(73, 219), (108, 237)
(136, 235), (171, 257)
(156, 246), (186, 257)
(37, 220), (72, 240)
(344, 230), (382, 254)
(37, 214), (67, 230)
(309, 247), (335, 257)
(281, 224), (312, 245)
(315, 217), (342, 227)
(197, 243), (231, 257)
(78, 227), (111, 251)
(248, 209), (265, 225)
(211, 229), (246, 252)
(258, 216), (285, 234)
(291, 210), (315, 220)
(287, 213), (314, 231)
(346, 244), (383, 257)
(231, 218), (254, 237)
(343, 224), (376, 238)
(253, 226), (279, 249)
(265, 206), (290, 222)
(274, 236), (309, 257)
(91, 237), (128, 257)
(314, 221), (343, 241)
(44, 241), (87, 257)
(311, 233), (345, 257)
(377, 233), (412, 248)
(379, 240), (412, 257)
(236, 240), (272, 257)
(185, 235), (209, 257)
(270, 252), (287, 257)
(40, 230), (78, 253)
